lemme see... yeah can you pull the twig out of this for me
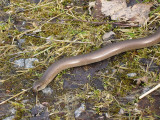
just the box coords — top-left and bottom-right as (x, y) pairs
(139, 83), (160, 99)
(40, 13), (64, 28)
(0, 88), (31, 105)
(12, 28), (37, 44)
(0, 80), (6, 83)
(13, 13), (64, 44)
(62, 14), (139, 27)
(25, 34), (92, 44)
(25, 2), (55, 11)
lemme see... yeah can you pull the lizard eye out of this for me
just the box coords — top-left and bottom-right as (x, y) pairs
(33, 84), (41, 92)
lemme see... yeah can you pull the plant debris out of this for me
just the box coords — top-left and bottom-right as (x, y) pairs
(0, 0), (159, 119)
(92, 0), (153, 25)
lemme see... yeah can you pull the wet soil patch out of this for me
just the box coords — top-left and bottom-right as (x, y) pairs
(62, 59), (109, 90)
(138, 90), (160, 118)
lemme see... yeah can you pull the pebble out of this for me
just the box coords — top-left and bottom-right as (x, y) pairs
(42, 87), (53, 95)
(14, 58), (38, 68)
(102, 31), (115, 41)
(74, 103), (85, 118)
(3, 116), (14, 120)
(127, 73), (137, 77)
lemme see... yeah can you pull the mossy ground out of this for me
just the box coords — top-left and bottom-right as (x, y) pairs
(0, 0), (160, 119)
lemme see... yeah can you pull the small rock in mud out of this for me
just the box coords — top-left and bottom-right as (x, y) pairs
(75, 103), (85, 118)
(30, 104), (50, 120)
(127, 73), (137, 77)
(14, 58), (39, 68)
(42, 87), (53, 95)
(102, 31), (115, 41)
(3, 116), (15, 120)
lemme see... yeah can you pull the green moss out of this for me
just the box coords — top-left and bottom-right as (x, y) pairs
(0, 0), (159, 119)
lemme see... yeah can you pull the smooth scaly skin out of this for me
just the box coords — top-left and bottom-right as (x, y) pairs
(33, 29), (160, 91)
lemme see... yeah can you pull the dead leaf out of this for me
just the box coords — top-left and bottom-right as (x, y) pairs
(93, 0), (153, 25)
(101, 0), (127, 17)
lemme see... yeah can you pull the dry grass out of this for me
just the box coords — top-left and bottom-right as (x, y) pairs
(0, 0), (160, 119)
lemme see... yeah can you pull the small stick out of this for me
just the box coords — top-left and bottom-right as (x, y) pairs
(0, 88), (31, 105)
(139, 83), (160, 99)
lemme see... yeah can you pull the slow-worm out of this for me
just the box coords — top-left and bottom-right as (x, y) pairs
(33, 28), (160, 92)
